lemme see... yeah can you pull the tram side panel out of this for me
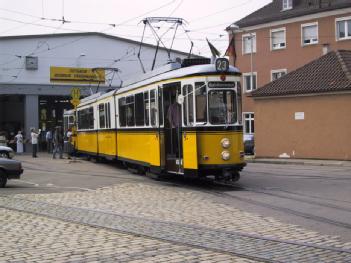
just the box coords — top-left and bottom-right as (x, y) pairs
(97, 130), (117, 159)
(77, 131), (98, 155)
(182, 131), (198, 175)
(117, 130), (161, 169)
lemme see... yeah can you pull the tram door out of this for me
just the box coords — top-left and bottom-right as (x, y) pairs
(162, 82), (183, 173)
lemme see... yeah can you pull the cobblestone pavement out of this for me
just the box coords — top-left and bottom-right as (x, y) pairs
(0, 208), (251, 263)
(1, 183), (350, 262)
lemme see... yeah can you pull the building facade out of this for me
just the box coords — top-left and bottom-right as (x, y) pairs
(0, 32), (188, 151)
(226, 0), (351, 138)
(251, 50), (351, 160)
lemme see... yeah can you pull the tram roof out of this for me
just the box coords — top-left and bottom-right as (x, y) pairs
(117, 63), (241, 95)
(76, 62), (241, 107)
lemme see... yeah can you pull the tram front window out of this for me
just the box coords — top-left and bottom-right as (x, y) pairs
(208, 90), (237, 125)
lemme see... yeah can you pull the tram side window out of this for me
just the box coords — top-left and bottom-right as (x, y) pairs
(69, 116), (75, 129)
(119, 98), (126, 127)
(106, 102), (111, 128)
(126, 95), (135, 126)
(88, 107), (94, 129)
(183, 85), (194, 126)
(144, 91), (149, 126)
(99, 104), (106, 129)
(78, 106), (94, 130)
(159, 88), (163, 126)
(195, 82), (207, 122)
(150, 90), (157, 126)
(135, 93), (144, 126)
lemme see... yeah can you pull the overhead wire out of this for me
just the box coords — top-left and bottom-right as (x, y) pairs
(189, 0), (254, 23)
(0, 3), (181, 83)
(0, 0), (261, 81)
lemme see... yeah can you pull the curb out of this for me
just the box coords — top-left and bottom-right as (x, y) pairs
(245, 158), (351, 167)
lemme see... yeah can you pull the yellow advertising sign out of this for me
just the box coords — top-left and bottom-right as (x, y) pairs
(50, 67), (105, 84)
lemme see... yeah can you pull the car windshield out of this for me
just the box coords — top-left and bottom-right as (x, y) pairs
(208, 90), (237, 125)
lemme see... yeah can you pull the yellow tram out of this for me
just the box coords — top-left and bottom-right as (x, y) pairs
(65, 58), (246, 182)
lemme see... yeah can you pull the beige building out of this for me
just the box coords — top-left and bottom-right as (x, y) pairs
(226, 0), (351, 137)
(251, 50), (351, 160)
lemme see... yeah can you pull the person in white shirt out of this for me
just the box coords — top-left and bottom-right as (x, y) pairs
(15, 130), (24, 154)
(30, 128), (41, 158)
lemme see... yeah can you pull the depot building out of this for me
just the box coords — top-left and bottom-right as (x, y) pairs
(0, 32), (188, 151)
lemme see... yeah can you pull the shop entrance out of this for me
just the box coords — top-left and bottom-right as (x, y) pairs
(0, 95), (24, 150)
(38, 96), (72, 151)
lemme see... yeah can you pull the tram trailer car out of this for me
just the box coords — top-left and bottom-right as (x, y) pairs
(71, 58), (246, 182)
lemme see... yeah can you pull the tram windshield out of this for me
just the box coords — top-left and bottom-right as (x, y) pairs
(208, 90), (237, 125)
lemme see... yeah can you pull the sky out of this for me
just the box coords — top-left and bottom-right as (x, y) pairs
(0, 0), (271, 57)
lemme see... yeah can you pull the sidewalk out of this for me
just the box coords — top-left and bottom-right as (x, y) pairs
(245, 155), (351, 167)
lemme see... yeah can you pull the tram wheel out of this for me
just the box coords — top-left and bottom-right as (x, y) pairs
(146, 171), (162, 181)
(231, 171), (240, 182)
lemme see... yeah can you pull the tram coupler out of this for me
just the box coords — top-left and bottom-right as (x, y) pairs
(217, 169), (240, 183)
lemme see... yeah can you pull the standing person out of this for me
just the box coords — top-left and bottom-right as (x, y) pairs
(15, 130), (24, 154)
(30, 128), (41, 158)
(52, 126), (64, 159)
(65, 128), (73, 159)
(46, 129), (53, 153)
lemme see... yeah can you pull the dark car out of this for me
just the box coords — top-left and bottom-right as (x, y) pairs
(0, 158), (23, 187)
(0, 145), (15, 159)
(244, 135), (255, 155)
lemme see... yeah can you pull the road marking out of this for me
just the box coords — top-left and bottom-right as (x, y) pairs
(45, 183), (94, 192)
(13, 180), (93, 191)
(15, 179), (39, 187)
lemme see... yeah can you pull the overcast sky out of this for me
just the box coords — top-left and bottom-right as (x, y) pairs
(0, 0), (271, 57)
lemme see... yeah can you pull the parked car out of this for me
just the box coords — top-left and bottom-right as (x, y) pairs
(244, 135), (255, 155)
(0, 158), (23, 187)
(0, 145), (15, 159)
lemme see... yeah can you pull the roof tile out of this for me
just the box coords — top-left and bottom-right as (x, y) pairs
(233, 0), (351, 28)
(251, 50), (351, 98)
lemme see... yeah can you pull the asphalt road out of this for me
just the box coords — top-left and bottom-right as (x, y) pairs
(3, 153), (351, 243)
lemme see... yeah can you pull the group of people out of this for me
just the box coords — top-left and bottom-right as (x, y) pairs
(5, 127), (72, 159)
(43, 126), (73, 159)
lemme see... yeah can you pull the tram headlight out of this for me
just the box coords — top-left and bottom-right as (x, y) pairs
(220, 138), (231, 149)
(221, 150), (230, 161)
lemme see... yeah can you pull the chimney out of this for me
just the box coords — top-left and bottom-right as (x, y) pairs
(322, 43), (330, 55)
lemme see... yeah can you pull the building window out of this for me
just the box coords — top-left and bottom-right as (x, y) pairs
(336, 17), (351, 40)
(301, 23), (318, 45)
(243, 73), (257, 93)
(243, 113), (254, 134)
(282, 0), (292, 10)
(271, 28), (286, 50)
(271, 69), (287, 81)
(242, 33), (256, 54)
